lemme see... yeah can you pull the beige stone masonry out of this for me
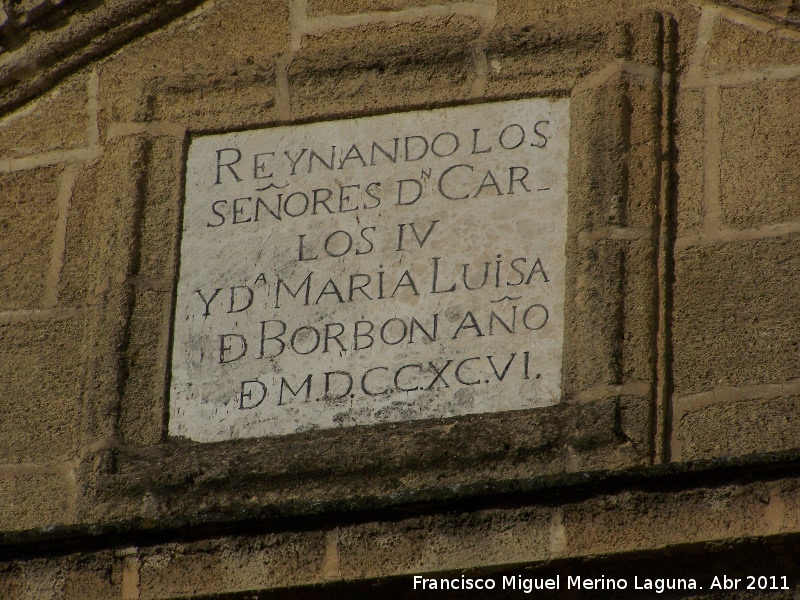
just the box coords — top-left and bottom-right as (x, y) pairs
(282, 2), (497, 115)
(670, 3), (800, 461)
(672, 378), (800, 459)
(0, 58), (107, 539)
(1, 475), (788, 598)
(0, 0), (800, 592)
(0, 68), (101, 318)
(0, 462), (75, 532)
(677, 4), (800, 248)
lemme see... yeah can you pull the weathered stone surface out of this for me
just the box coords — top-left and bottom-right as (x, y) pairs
(0, 73), (88, 160)
(619, 394), (651, 452)
(171, 99), (569, 441)
(564, 482), (778, 556)
(0, 0), (207, 118)
(137, 137), (183, 283)
(337, 507), (554, 578)
(626, 77), (662, 229)
(289, 15), (480, 119)
(0, 471), (71, 531)
(118, 289), (172, 445)
(1, 0), (800, 593)
(719, 79), (800, 229)
(0, 553), (122, 600)
(707, 15), (800, 70)
(675, 88), (705, 236)
(72, 136), (147, 446)
(97, 0), (289, 133)
(562, 240), (624, 395)
(485, 23), (613, 99)
(0, 166), (62, 311)
(0, 319), (83, 462)
(291, 58), (475, 120)
(495, 0), (632, 27)
(673, 235), (800, 396)
(561, 396), (645, 471)
(567, 78), (627, 235)
(137, 533), (327, 599)
(621, 237), (658, 384)
(675, 395), (800, 461)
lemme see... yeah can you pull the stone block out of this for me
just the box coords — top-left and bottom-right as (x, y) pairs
(149, 70), (279, 131)
(73, 137), (148, 445)
(291, 60), (475, 120)
(625, 143), (660, 230)
(85, 395), (653, 527)
(96, 74), (149, 130)
(0, 319), (83, 462)
(675, 88), (705, 236)
(73, 449), (134, 525)
(564, 236), (655, 398)
(0, 72), (88, 160)
(494, 3), (698, 77)
(567, 77), (627, 235)
(338, 507), (554, 579)
(0, 165), (62, 310)
(620, 237), (657, 384)
(485, 22), (613, 99)
(629, 9), (663, 68)
(669, 5), (701, 75)
(675, 395), (800, 461)
(561, 398), (634, 471)
(723, 0), (784, 16)
(564, 238), (635, 396)
(673, 235), (800, 396)
(138, 137), (183, 283)
(296, 14), (482, 72)
(565, 483), (773, 556)
(495, 0), (630, 30)
(707, 16), (800, 70)
(289, 16), (480, 119)
(718, 79), (800, 229)
(627, 75), (661, 149)
(0, 471), (71, 531)
(118, 289), (172, 445)
(0, 554), (121, 600)
(619, 393), (651, 452)
(98, 0), (289, 133)
(137, 533), (326, 599)
(563, 241), (622, 396)
(76, 136), (145, 282)
(62, 554), (121, 600)
(0, 560), (63, 600)
(765, 478), (800, 534)
(563, 394), (651, 471)
(572, 73), (662, 233)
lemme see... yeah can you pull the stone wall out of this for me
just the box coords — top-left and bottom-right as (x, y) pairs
(1, 0), (800, 597)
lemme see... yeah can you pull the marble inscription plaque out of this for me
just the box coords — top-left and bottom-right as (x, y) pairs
(170, 98), (569, 442)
